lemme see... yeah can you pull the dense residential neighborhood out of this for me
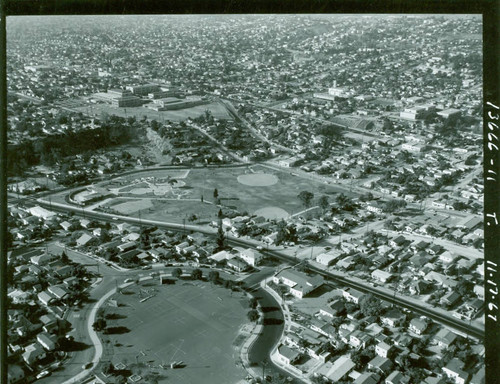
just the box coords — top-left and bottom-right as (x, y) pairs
(5, 14), (485, 384)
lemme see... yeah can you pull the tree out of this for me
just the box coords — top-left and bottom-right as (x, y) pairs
(249, 297), (259, 309)
(318, 195), (329, 213)
(223, 279), (234, 290)
(247, 309), (259, 322)
(172, 268), (183, 279)
(359, 293), (383, 317)
(60, 251), (69, 263)
(102, 362), (114, 375)
(298, 191), (314, 208)
(191, 268), (203, 280)
(92, 318), (107, 332)
(208, 270), (220, 284)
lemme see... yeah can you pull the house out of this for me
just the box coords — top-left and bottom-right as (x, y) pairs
(316, 251), (341, 266)
(122, 232), (140, 242)
(409, 280), (431, 295)
(209, 250), (233, 262)
(442, 358), (469, 384)
(365, 323), (384, 337)
(22, 342), (46, 365)
(422, 376), (446, 384)
(76, 233), (95, 247)
(428, 244), (443, 255)
(117, 241), (136, 252)
(227, 258), (248, 272)
(393, 334), (413, 348)
(319, 299), (345, 318)
(456, 216), (482, 231)
(474, 285), (484, 299)
(60, 221), (73, 231)
(273, 269), (324, 299)
(439, 251), (457, 264)
(37, 332), (57, 351)
(380, 309), (406, 328)
(440, 291), (461, 307)
(371, 269), (393, 283)
(368, 355), (393, 375)
(465, 299), (484, 313)
(239, 248), (262, 267)
(187, 232), (207, 245)
(342, 288), (365, 304)
(366, 202), (384, 214)
(316, 355), (355, 382)
(8, 290), (30, 304)
(7, 365), (25, 384)
(354, 373), (381, 384)
(389, 235), (407, 248)
(28, 206), (56, 220)
(284, 333), (301, 349)
(48, 285), (69, 301)
(385, 370), (409, 384)
(40, 314), (58, 334)
(350, 330), (372, 349)
(375, 341), (394, 358)
(263, 232), (278, 244)
(118, 249), (139, 263)
(433, 328), (457, 348)
(175, 241), (190, 254)
(276, 344), (300, 366)
(409, 317), (429, 335)
(411, 240), (429, 252)
(424, 271), (458, 288)
(310, 318), (334, 338)
(337, 256), (355, 270)
(38, 291), (55, 306)
(30, 253), (56, 266)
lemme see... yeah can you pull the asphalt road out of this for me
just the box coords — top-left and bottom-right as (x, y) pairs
(34, 196), (485, 340)
(37, 244), (119, 384)
(248, 286), (301, 383)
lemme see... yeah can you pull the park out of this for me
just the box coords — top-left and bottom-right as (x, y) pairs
(60, 164), (350, 224)
(97, 276), (252, 384)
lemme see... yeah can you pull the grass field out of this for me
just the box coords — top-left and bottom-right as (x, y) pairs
(82, 164), (347, 222)
(102, 281), (249, 384)
(74, 101), (232, 122)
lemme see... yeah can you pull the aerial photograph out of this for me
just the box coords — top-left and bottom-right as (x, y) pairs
(5, 14), (485, 384)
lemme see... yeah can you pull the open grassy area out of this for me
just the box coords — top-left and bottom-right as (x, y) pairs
(101, 280), (249, 384)
(80, 165), (348, 222)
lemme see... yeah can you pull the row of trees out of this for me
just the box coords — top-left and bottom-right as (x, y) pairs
(8, 115), (144, 176)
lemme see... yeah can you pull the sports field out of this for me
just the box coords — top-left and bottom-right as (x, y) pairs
(103, 281), (249, 384)
(83, 164), (349, 222)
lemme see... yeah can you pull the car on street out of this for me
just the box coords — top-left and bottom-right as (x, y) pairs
(36, 370), (51, 379)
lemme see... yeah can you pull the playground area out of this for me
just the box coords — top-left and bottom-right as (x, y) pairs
(101, 280), (249, 384)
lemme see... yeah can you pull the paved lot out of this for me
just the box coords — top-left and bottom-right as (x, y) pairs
(103, 280), (249, 384)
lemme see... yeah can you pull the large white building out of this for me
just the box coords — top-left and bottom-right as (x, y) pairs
(239, 248), (262, 267)
(273, 269), (324, 299)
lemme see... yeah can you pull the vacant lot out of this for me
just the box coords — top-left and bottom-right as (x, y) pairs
(102, 281), (249, 384)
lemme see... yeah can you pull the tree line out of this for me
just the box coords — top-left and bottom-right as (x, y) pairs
(8, 119), (143, 176)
